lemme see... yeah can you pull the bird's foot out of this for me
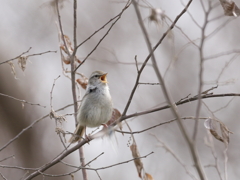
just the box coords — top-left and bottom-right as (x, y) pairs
(101, 123), (108, 129)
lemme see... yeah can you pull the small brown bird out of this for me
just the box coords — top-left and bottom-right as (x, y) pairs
(69, 71), (113, 143)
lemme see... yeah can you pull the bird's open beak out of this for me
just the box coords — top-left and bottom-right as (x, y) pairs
(100, 73), (108, 83)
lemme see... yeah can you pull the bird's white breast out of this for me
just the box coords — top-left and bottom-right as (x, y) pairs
(77, 85), (113, 127)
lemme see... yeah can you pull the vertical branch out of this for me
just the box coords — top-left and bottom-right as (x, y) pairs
(72, 1), (87, 180)
(70, 0), (78, 124)
(193, 1), (211, 142)
(56, 0), (70, 56)
(131, 1), (207, 180)
(73, 0), (77, 50)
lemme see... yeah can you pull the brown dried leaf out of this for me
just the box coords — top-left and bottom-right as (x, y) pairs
(76, 77), (88, 90)
(18, 56), (28, 71)
(148, 8), (165, 25)
(62, 55), (71, 65)
(144, 173), (154, 180)
(76, 57), (81, 64)
(204, 118), (233, 144)
(8, 61), (17, 79)
(49, 109), (66, 123)
(106, 108), (122, 126)
(61, 35), (73, 54)
(204, 118), (223, 142)
(130, 143), (143, 178)
(210, 129), (224, 142)
(220, 123), (232, 144)
(219, 0), (240, 16)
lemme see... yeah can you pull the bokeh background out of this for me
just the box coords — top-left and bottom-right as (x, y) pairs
(1, 0), (240, 179)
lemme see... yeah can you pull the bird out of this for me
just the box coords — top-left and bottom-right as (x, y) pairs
(69, 70), (113, 143)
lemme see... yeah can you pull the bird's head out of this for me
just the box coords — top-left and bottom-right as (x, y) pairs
(89, 71), (108, 86)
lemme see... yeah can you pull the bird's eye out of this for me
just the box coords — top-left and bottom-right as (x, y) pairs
(94, 75), (98, 78)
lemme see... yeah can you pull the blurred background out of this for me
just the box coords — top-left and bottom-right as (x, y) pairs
(1, 0), (240, 179)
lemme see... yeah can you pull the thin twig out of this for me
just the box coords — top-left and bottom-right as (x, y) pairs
(116, 116), (209, 135)
(224, 146), (229, 180)
(50, 75), (61, 109)
(0, 172), (7, 180)
(60, 152), (104, 169)
(95, 170), (102, 180)
(73, 0), (131, 72)
(0, 103), (74, 152)
(0, 93), (46, 108)
(138, 82), (160, 85)
(0, 48), (57, 65)
(122, 93), (240, 121)
(213, 97), (235, 113)
(134, 55), (139, 72)
(56, 0), (70, 56)
(0, 47), (32, 65)
(26, 50), (57, 58)
(0, 155), (15, 162)
(204, 49), (240, 60)
(152, 134), (198, 180)
(193, 0), (210, 143)
(24, 146), (153, 179)
(0, 164), (37, 171)
(49, 75), (68, 149)
(205, 131), (223, 180)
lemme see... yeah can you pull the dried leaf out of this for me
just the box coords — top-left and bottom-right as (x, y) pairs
(219, 0), (240, 17)
(130, 143), (143, 178)
(55, 127), (65, 135)
(76, 76), (88, 90)
(204, 118), (233, 144)
(107, 108), (122, 126)
(148, 8), (166, 25)
(210, 129), (224, 142)
(41, 0), (68, 13)
(76, 57), (81, 64)
(18, 56), (28, 71)
(204, 118), (216, 130)
(61, 53), (71, 64)
(144, 173), (154, 180)
(60, 35), (73, 54)
(49, 109), (66, 123)
(8, 61), (17, 79)
(220, 123), (232, 144)
(21, 102), (25, 109)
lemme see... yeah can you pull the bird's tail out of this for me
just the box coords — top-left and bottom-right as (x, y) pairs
(68, 124), (85, 143)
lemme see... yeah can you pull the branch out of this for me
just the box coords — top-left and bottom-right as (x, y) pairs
(122, 93), (240, 121)
(0, 103), (74, 152)
(0, 47), (57, 65)
(0, 93), (46, 108)
(117, 116), (209, 135)
(204, 49), (240, 60)
(193, 0), (211, 143)
(24, 150), (153, 179)
(152, 134), (198, 180)
(132, 1), (206, 179)
(73, 0), (131, 72)
(0, 172), (7, 180)
(56, 0), (70, 56)
(0, 155), (15, 163)
(0, 47), (32, 65)
(121, 0), (194, 117)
